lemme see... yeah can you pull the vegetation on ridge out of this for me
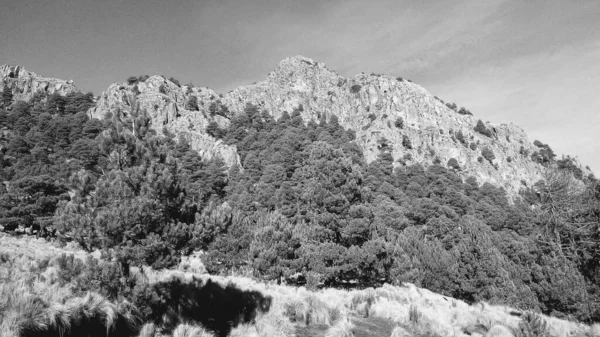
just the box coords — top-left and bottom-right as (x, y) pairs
(0, 82), (599, 335)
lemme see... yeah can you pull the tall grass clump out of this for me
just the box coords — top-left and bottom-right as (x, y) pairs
(325, 317), (353, 337)
(172, 323), (215, 337)
(512, 312), (550, 337)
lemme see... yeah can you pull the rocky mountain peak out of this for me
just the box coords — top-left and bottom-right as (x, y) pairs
(219, 57), (592, 196)
(0, 65), (79, 101)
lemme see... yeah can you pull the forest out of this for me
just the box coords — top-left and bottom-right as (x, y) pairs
(0, 87), (599, 324)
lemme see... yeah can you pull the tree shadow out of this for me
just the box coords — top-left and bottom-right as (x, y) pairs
(146, 277), (272, 337)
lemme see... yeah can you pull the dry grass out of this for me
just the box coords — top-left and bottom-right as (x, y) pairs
(172, 323), (215, 337)
(0, 283), (138, 337)
(1, 234), (597, 337)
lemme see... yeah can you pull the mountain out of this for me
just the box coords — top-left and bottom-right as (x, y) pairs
(81, 55), (591, 196)
(2, 59), (599, 322)
(0, 64), (78, 101)
(1, 57), (593, 195)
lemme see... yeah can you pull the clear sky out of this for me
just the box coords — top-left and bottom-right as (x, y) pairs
(1, 0), (599, 172)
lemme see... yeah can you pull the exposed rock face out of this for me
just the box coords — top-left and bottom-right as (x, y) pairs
(219, 56), (591, 195)
(88, 75), (240, 167)
(0, 65), (79, 101)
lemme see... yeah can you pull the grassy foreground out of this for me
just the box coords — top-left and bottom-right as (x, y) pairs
(1, 234), (598, 337)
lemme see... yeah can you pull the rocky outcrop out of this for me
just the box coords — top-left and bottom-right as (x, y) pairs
(0, 65), (79, 101)
(218, 56), (591, 195)
(88, 75), (240, 167)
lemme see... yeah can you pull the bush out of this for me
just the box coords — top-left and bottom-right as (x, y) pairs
(512, 312), (550, 337)
(457, 107), (472, 116)
(396, 77), (403, 82)
(350, 84), (362, 94)
(127, 76), (138, 85)
(402, 135), (412, 149)
(395, 117), (404, 129)
(445, 102), (457, 111)
(474, 120), (492, 137)
(206, 121), (225, 139)
(481, 147), (495, 163)
(138, 75), (150, 82)
(469, 142), (477, 151)
(367, 113), (376, 121)
(456, 130), (467, 146)
(186, 96), (199, 111)
(447, 158), (460, 170)
(169, 77), (181, 87)
(159, 84), (167, 95)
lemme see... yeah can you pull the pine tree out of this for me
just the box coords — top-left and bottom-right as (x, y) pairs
(1, 85), (13, 107)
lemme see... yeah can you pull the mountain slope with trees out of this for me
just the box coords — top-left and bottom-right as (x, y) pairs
(0, 60), (598, 324)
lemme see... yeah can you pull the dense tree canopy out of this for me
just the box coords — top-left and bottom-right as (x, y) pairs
(1, 93), (598, 323)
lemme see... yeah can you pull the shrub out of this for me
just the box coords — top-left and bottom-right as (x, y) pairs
(396, 77), (403, 82)
(186, 96), (199, 111)
(1, 85), (13, 107)
(169, 77), (181, 87)
(512, 312), (550, 337)
(557, 157), (584, 179)
(127, 76), (139, 85)
(456, 130), (467, 146)
(533, 140), (545, 148)
(469, 142), (477, 151)
(350, 84), (362, 93)
(447, 158), (460, 170)
(138, 75), (150, 82)
(445, 102), (457, 111)
(402, 135), (412, 149)
(474, 120), (492, 137)
(408, 304), (422, 324)
(159, 84), (167, 95)
(457, 107), (473, 116)
(481, 147), (495, 163)
(507, 156), (512, 163)
(368, 113), (376, 121)
(206, 121), (225, 139)
(395, 117), (404, 129)
(477, 156), (484, 163)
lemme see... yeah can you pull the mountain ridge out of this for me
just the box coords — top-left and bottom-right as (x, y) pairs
(1, 57), (593, 196)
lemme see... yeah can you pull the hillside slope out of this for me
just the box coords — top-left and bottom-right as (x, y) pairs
(1, 234), (597, 337)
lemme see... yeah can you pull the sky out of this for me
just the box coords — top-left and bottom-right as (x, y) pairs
(1, 0), (599, 172)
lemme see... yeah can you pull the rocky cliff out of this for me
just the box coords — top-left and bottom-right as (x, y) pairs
(217, 56), (591, 195)
(0, 65), (79, 101)
(87, 75), (241, 167)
